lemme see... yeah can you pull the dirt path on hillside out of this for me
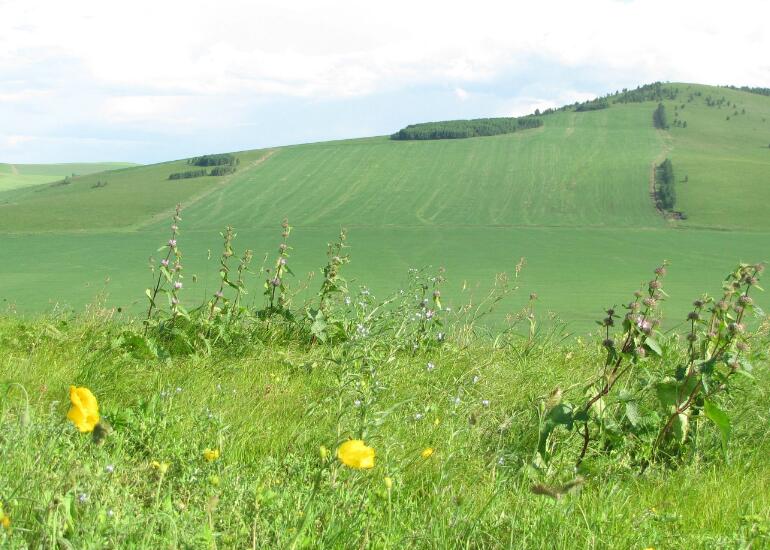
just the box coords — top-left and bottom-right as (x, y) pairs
(131, 149), (278, 231)
(649, 129), (673, 219)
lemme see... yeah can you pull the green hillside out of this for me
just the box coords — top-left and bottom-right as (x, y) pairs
(0, 83), (768, 329)
(0, 162), (139, 193)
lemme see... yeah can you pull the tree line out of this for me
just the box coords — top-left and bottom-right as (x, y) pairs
(168, 165), (237, 180)
(187, 153), (240, 167)
(655, 158), (676, 211)
(653, 103), (668, 129)
(390, 116), (543, 140)
(574, 98), (609, 112)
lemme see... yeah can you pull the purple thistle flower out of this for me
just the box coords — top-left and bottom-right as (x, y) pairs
(160, 259), (170, 267)
(168, 239), (177, 248)
(173, 281), (183, 290)
(271, 277), (281, 287)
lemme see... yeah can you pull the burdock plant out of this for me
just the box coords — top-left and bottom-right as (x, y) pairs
(262, 218), (293, 316)
(537, 262), (765, 468)
(144, 204), (186, 332)
(307, 228), (350, 343)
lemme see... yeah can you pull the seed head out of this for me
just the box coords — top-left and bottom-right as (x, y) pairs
(654, 266), (667, 276)
(687, 311), (700, 321)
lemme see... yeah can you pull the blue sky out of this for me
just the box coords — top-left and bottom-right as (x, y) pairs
(1, 0), (769, 164)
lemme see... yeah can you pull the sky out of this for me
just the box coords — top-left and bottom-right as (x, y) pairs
(1, 0), (769, 164)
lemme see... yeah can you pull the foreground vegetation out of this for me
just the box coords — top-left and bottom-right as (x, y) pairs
(1, 218), (769, 548)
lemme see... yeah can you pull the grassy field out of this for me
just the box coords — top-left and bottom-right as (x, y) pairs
(666, 84), (770, 231)
(2, 226), (769, 332)
(1, 298), (769, 547)
(0, 83), (768, 331)
(0, 162), (139, 193)
(2, 82), (770, 548)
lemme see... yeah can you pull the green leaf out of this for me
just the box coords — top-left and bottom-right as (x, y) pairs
(704, 399), (731, 456)
(624, 401), (641, 428)
(537, 403), (574, 461)
(656, 378), (679, 410)
(645, 336), (662, 356)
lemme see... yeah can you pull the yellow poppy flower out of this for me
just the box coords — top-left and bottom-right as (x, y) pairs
(421, 447), (434, 459)
(151, 460), (170, 474)
(337, 439), (375, 469)
(67, 386), (100, 433)
(203, 448), (220, 462)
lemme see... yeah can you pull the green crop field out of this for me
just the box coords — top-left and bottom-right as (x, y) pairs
(1, 83), (769, 331)
(0, 162), (139, 193)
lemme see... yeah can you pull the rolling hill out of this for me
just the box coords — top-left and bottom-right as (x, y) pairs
(1, 83), (769, 329)
(0, 162), (139, 193)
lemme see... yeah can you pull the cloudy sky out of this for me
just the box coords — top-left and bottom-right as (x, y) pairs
(1, 0), (769, 163)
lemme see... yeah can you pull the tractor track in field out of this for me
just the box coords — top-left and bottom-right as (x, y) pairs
(130, 149), (278, 231)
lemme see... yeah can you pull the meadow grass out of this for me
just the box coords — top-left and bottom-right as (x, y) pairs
(1, 303), (769, 548)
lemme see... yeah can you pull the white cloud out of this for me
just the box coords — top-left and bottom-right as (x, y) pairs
(2, 135), (35, 148)
(1, 0), (769, 161)
(3, 0), (768, 101)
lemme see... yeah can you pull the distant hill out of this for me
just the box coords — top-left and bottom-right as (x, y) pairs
(1, 83), (769, 328)
(0, 162), (140, 192)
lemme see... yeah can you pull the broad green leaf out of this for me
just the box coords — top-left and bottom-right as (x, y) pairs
(704, 399), (731, 456)
(625, 402), (641, 427)
(645, 336), (662, 356)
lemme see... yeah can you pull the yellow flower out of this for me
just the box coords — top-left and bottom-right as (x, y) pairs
(1, 514), (9, 530)
(384, 476), (393, 490)
(337, 439), (375, 469)
(203, 448), (220, 462)
(151, 460), (170, 474)
(433, 418), (440, 426)
(67, 386), (100, 433)
(421, 447), (434, 459)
